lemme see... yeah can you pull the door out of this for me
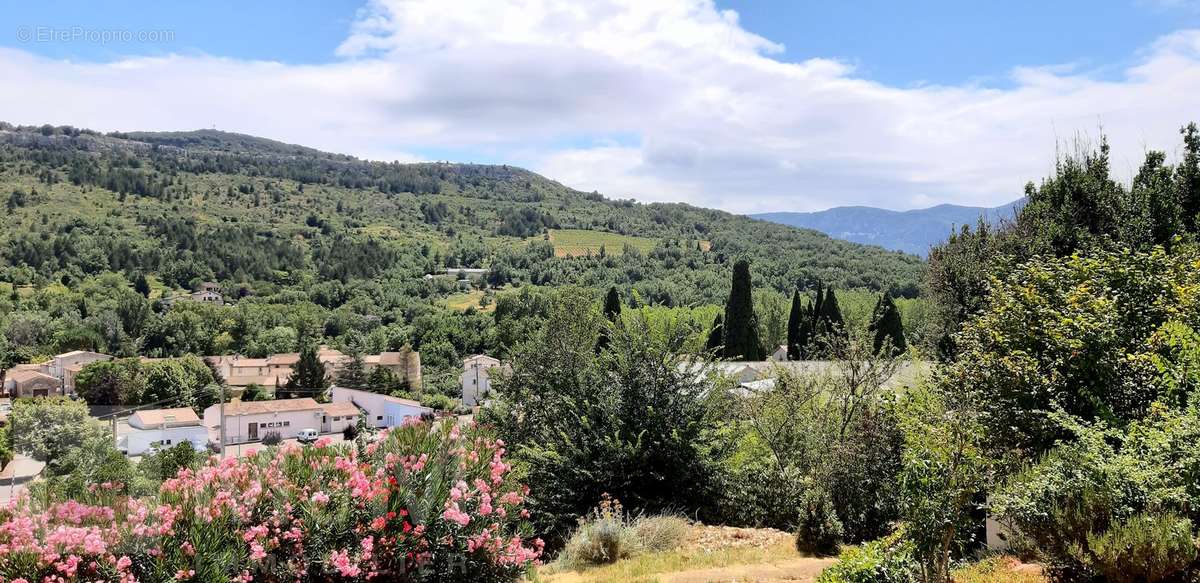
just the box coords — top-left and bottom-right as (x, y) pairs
(248, 422), (258, 441)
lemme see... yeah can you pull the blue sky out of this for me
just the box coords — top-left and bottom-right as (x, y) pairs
(3, 0), (1200, 212)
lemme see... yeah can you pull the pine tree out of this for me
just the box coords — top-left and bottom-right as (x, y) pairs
(786, 290), (804, 361)
(706, 314), (724, 355)
(868, 292), (907, 355)
(722, 259), (764, 360)
(285, 343), (330, 398)
(337, 352), (369, 390)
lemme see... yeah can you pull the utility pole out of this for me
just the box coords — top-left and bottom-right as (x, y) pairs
(218, 384), (226, 459)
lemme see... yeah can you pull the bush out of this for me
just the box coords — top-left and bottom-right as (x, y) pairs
(1086, 513), (1196, 583)
(796, 487), (844, 556)
(716, 461), (808, 531)
(631, 514), (690, 552)
(559, 496), (638, 568)
(342, 423), (359, 441)
(818, 531), (919, 583)
(0, 421), (543, 581)
(261, 430), (282, 446)
(420, 393), (456, 411)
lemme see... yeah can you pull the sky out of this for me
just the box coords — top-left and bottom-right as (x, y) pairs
(2, 1), (1200, 213)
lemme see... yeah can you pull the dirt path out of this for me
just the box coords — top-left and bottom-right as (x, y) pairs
(661, 557), (836, 583)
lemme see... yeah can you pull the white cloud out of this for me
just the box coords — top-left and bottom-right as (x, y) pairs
(2, 0), (1200, 213)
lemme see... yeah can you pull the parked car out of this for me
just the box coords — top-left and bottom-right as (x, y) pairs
(296, 428), (319, 444)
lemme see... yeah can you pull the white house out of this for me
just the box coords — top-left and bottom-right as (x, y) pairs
(205, 398), (326, 444)
(461, 355), (503, 407)
(330, 386), (433, 428)
(120, 407), (209, 456)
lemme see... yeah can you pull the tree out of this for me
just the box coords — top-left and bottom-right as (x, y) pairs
(817, 287), (846, 340)
(74, 359), (143, 406)
(133, 273), (151, 298)
(722, 259), (764, 360)
(284, 343), (330, 399)
(337, 351), (369, 390)
(868, 292), (906, 355)
(9, 398), (105, 470)
(786, 290), (804, 360)
(705, 314), (724, 354)
(597, 286), (623, 351)
(242, 383), (274, 401)
(1179, 122), (1200, 232)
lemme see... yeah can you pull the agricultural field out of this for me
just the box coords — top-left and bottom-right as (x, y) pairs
(541, 229), (660, 257)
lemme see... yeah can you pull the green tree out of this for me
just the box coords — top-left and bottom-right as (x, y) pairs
(1179, 122), (1200, 232)
(722, 259), (764, 360)
(9, 398), (105, 470)
(868, 292), (906, 355)
(705, 314), (724, 354)
(284, 343), (330, 398)
(786, 290), (804, 360)
(133, 272), (151, 298)
(242, 383), (274, 401)
(597, 285), (622, 351)
(337, 351), (370, 390)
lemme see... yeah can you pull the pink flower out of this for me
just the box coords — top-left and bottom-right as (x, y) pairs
(311, 491), (330, 505)
(442, 504), (471, 527)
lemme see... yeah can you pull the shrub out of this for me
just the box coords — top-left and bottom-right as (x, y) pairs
(342, 423), (359, 441)
(558, 496), (638, 569)
(796, 487), (844, 556)
(420, 393), (456, 411)
(818, 531), (919, 583)
(716, 461), (808, 531)
(261, 430), (282, 446)
(1086, 513), (1196, 583)
(631, 515), (690, 552)
(0, 420), (542, 582)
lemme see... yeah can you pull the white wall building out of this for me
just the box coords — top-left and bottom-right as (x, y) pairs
(330, 386), (433, 428)
(460, 355), (502, 407)
(204, 398), (347, 444)
(120, 407), (208, 456)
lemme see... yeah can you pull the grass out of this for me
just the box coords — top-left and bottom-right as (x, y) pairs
(543, 229), (659, 258)
(444, 289), (496, 312)
(952, 556), (1047, 583)
(538, 537), (799, 583)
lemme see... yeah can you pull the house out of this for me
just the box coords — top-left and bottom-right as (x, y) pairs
(319, 401), (360, 434)
(330, 386), (433, 428)
(363, 348), (423, 389)
(266, 353), (300, 376)
(50, 350), (112, 395)
(461, 355), (503, 407)
(203, 397), (354, 444)
(120, 407), (208, 456)
(4, 369), (61, 397)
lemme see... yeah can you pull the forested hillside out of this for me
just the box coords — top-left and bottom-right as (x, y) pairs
(0, 122), (924, 392)
(0, 123), (922, 301)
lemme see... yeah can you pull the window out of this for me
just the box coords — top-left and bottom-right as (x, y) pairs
(283, 421), (290, 427)
(376, 416), (383, 421)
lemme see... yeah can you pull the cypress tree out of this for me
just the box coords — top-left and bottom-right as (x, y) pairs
(818, 287), (846, 340)
(134, 273), (151, 298)
(706, 314), (724, 355)
(597, 286), (623, 352)
(722, 259), (764, 360)
(868, 292), (907, 355)
(786, 290), (804, 360)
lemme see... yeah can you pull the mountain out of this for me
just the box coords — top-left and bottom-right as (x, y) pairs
(0, 123), (926, 306)
(752, 200), (1025, 256)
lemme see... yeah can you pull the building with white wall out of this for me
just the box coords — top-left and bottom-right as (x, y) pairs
(461, 355), (503, 407)
(204, 398), (356, 444)
(120, 407), (209, 456)
(330, 386), (433, 428)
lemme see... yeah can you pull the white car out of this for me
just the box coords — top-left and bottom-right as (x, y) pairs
(296, 428), (320, 444)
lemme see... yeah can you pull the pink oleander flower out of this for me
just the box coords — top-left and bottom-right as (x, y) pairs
(310, 491), (330, 505)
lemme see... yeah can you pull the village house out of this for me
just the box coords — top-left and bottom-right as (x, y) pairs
(53, 350), (114, 395)
(330, 386), (433, 428)
(202, 397), (357, 444)
(119, 407), (209, 456)
(460, 354), (504, 407)
(362, 348), (422, 389)
(4, 369), (61, 398)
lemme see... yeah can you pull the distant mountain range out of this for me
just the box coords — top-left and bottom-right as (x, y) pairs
(752, 199), (1025, 257)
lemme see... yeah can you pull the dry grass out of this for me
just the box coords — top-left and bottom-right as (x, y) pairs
(952, 556), (1047, 583)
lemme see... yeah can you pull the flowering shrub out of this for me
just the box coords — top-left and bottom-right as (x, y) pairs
(0, 420), (542, 582)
